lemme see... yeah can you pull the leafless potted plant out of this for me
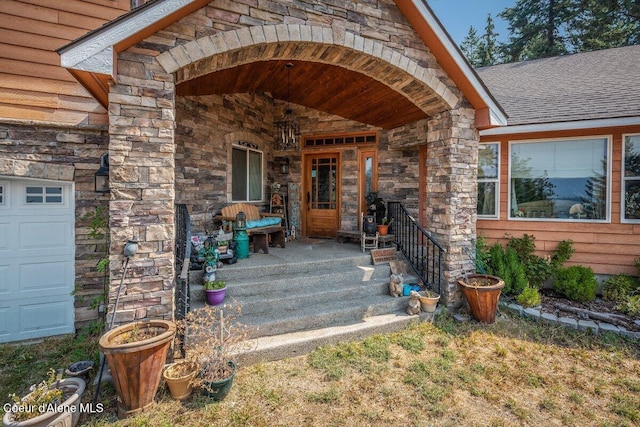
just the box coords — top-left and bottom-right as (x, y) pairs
(179, 300), (252, 401)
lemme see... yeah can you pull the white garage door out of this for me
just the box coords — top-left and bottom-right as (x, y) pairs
(0, 178), (75, 343)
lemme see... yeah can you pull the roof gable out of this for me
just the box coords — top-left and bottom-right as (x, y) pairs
(58, 0), (507, 127)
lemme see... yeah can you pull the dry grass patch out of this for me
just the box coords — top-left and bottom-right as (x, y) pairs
(2, 312), (639, 426)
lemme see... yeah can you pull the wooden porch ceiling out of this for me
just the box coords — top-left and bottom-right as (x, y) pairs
(176, 60), (429, 130)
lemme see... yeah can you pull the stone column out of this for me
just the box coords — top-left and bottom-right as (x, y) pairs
(425, 108), (478, 306)
(107, 58), (176, 324)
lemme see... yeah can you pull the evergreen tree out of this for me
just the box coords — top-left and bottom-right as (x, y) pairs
(568, 0), (640, 51)
(460, 26), (482, 67)
(478, 14), (501, 66)
(460, 15), (501, 67)
(500, 0), (574, 62)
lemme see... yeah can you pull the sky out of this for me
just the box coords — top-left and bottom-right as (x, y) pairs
(428, 0), (515, 46)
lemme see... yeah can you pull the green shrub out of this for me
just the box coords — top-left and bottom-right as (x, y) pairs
(485, 242), (528, 296)
(505, 246), (528, 295)
(487, 243), (508, 281)
(616, 295), (640, 316)
(475, 235), (490, 274)
(602, 274), (638, 302)
(551, 240), (574, 269)
(507, 234), (553, 288)
(553, 265), (598, 302)
(517, 285), (542, 308)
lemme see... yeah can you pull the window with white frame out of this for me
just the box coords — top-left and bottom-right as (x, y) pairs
(232, 145), (263, 202)
(0, 185), (4, 205)
(25, 186), (63, 204)
(509, 137), (609, 221)
(623, 134), (640, 222)
(478, 143), (499, 218)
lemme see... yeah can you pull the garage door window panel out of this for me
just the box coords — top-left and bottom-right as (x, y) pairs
(25, 186), (63, 204)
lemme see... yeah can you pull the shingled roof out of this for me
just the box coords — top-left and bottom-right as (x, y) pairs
(476, 45), (640, 126)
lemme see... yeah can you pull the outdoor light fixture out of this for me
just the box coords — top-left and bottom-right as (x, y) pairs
(275, 63), (300, 151)
(276, 157), (290, 174)
(95, 153), (109, 193)
(123, 237), (138, 259)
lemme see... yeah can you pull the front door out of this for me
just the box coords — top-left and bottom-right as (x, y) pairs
(304, 153), (340, 238)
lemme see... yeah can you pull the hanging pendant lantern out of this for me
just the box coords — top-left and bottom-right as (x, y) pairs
(275, 63), (300, 151)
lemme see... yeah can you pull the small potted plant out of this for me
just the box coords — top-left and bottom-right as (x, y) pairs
(204, 280), (227, 306)
(2, 368), (86, 427)
(418, 289), (440, 313)
(377, 217), (393, 235)
(162, 360), (199, 400)
(216, 240), (229, 254)
(179, 302), (251, 401)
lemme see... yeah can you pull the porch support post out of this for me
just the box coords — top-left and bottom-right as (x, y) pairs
(106, 61), (176, 325)
(425, 108), (478, 306)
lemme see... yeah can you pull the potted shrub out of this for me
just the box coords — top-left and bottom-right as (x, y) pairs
(418, 289), (440, 313)
(377, 217), (393, 236)
(98, 319), (176, 418)
(204, 280), (227, 306)
(2, 368), (86, 427)
(180, 302), (251, 401)
(458, 274), (505, 323)
(162, 361), (199, 400)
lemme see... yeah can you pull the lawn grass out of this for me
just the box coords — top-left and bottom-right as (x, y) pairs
(2, 312), (639, 426)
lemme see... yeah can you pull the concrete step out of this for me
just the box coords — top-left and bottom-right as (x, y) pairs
(238, 311), (437, 365)
(189, 262), (400, 301)
(184, 239), (433, 363)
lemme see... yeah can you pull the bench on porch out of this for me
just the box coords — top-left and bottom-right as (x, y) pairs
(215, 203), (285, 254)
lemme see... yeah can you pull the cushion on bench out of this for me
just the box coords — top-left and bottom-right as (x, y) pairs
(247, 217), (282, 229)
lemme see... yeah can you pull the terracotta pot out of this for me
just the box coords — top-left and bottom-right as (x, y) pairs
(376, 224), (389, 236)
(163, 361), (198, 400)
(2, 377), (85, 427)
(458, 274), (505, 323)
(99, 320), (176, 418)
(418, 292), (440, 313)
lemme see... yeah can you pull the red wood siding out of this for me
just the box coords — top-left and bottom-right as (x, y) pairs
(478, 125), (640, 276)
(0, 0), (130, 126)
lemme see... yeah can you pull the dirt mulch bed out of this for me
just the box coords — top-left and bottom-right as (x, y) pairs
(535, 289), (640, 332)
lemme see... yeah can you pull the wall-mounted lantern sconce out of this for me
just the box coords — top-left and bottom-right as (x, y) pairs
(281, 157), (290, 174)
(95, 153), (109, 193)
(275, 157), (290, 174)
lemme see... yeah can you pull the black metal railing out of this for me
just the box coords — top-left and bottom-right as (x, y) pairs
(387, 202), (445, 294)
(174, 204), (191, 323)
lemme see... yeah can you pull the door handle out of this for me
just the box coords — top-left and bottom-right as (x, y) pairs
(307, 191), (310, 210)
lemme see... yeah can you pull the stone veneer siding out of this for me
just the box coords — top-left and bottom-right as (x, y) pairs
(0, 122), (110, 328)
(107, 0), (478, 318)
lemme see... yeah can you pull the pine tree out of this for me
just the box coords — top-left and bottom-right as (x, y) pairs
(460, 15), (502, 67)
(478, 14), (500, 66)
(500, 0), (574, 62)
(460, 26), (482, 67)
(568, 0), (640, 51)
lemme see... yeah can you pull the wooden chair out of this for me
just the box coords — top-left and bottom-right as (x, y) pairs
(360, 213), (379, 252)
(361, 231), (379, 252)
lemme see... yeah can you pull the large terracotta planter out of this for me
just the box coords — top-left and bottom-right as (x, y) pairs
(458, 274), (505, 323)
(2, 377), (85, 427)
(99, 320), (176, 418)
